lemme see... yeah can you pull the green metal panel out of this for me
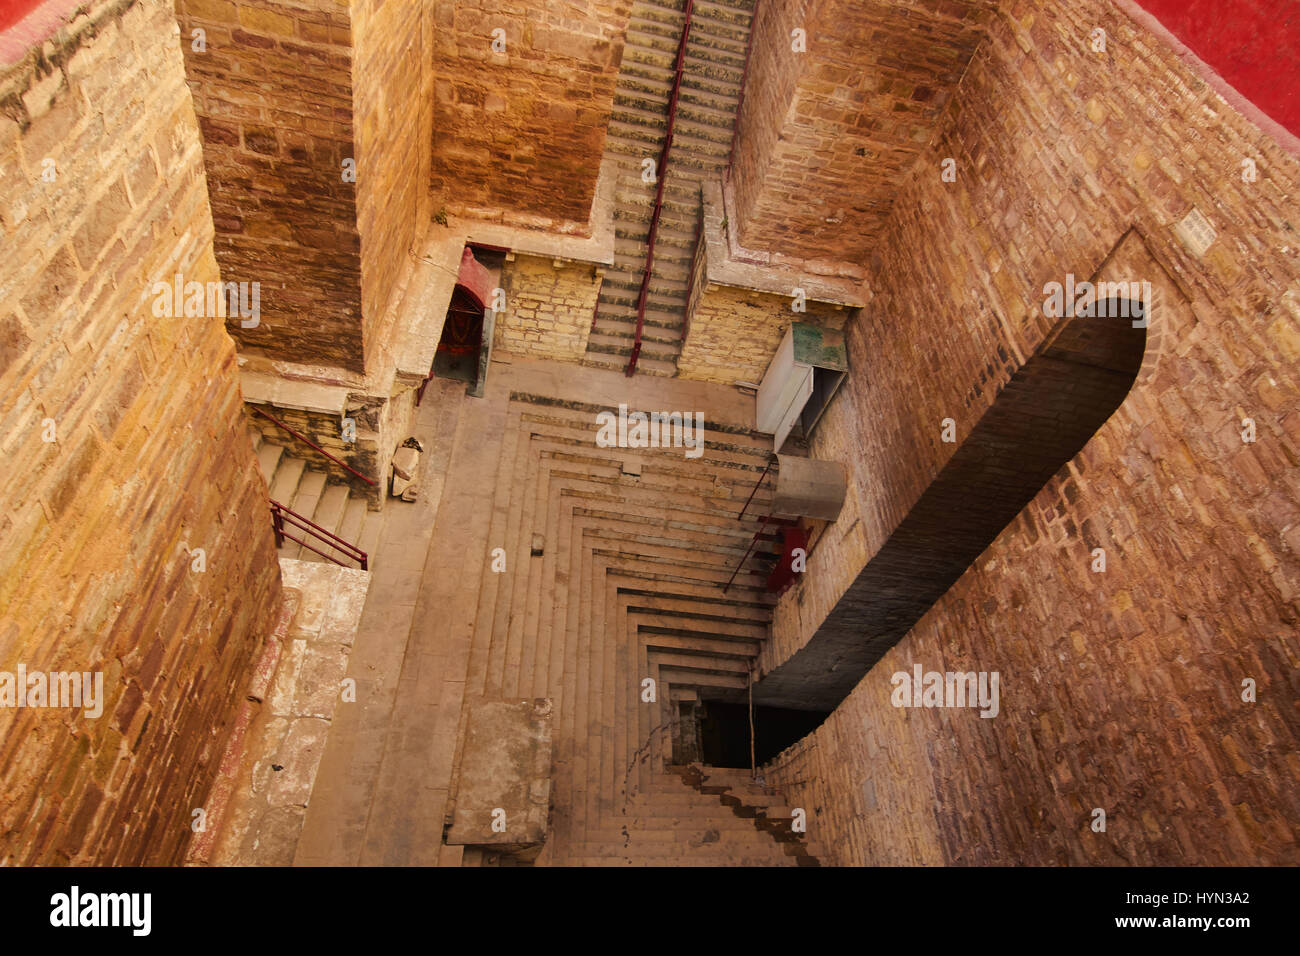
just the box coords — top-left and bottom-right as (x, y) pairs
(791, 323), (848, 372)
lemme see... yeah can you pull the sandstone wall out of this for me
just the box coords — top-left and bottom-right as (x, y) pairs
(764, 0), (1300, 865)
(494, 255), (602, 361)
(176, 0), (364, 372)
(354, 0), (433, 360)
(677, 284), (846, 385)
(0, 0), (282, 864)
(429, 0), (632, 228)
(729, 0), (995, 266)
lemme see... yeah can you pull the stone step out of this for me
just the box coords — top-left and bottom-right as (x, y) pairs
(634, 4), (753, 47)
(586, 337), (680, 364)
(639, 631), (760, 659)
(256, 441), (284, 487)
(594, 305), (684, 331)
(617, 67), (742, 106)
(582, 353), (678, 378)
(646, 650), (750, 675)
(614, 220), (698, 249)
(336, 496), (367, 558)
(625, 44), (747, 81)
(600, 275), (692, 304)
(300, 483), (350, 563)
(268, 454), (306, 506)
(656, 666), (747, 690)
(620, 588), (773, 621)
(589, 319), (681, 345)
(279, 468), (325, 560)
(598, 285), (688, 314)
(608, 256), (691, 284)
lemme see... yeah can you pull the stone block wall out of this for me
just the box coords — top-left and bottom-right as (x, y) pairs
(762, 0), (1300, 865)
(429, 0), (632, 227)
(677, 283), (847, 385)
(729, 0), (994, 266)
(493, 254), (602, 361)
(354, 0), (432, 359)
(176, 0), (364, 372)
(0, 0), (282, 864)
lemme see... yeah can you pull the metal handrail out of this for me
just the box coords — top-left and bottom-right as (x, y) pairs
(737, 456), (775, 522)
(270, 499), (368, 571)
(250, 404), (376, 486)
(723, 513), (771, 594)
(627, 0), (696, 376)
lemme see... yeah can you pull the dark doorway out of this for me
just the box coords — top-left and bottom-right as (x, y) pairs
(698, 700), (832, 767)
(420, 247), (498, 402)
(433, 284), (484, 385)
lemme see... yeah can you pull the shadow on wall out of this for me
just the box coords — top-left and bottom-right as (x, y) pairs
(748, 290), (1151, 747)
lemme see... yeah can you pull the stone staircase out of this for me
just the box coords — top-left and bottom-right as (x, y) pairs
(447, 385), (822, 864)
(250, 428), (380, 570)
(587, 0), (755, 377)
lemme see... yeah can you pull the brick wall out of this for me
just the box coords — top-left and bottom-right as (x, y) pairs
(763, 0), (1300, 865)
(430, 0), (631, 227)
(354, 0), (432, 359)
(0, 0), (282, 864)
(677, 284), (846, 385)
(730, 0), (995, 266)
(176, 0), (364, 372)
(494, 255), (602, 361)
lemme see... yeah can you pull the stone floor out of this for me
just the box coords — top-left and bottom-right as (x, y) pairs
(285, 357), (823, 865)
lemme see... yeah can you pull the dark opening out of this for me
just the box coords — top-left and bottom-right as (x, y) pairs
(423, 247), (505, 400)
(698, 700), (832, 767)
(433, 285), (485, 385)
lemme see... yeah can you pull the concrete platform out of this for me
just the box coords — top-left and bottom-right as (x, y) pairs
(446, 697), (554, 851)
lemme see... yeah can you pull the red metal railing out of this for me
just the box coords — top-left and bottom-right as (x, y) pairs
(250, 404), (376, 486)
(270, 499), (368, 571)
(725, 0), (761, 181)
(627, 0), (696, 377)
(724, 513), (773, 594)
(737, 456), (775, 522)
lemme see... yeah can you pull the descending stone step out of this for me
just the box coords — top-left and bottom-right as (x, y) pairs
(251, 428), (373, 571)
(451, 370), (813, 865)
(588, 0), (754, 377)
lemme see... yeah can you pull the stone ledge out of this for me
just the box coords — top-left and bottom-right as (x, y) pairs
(451, 157), (618, 268)
(200, 559), (371, 867)
(446, 697), (554, 850)
(703, 177), (868, 307)
(240, 370), (350, 417)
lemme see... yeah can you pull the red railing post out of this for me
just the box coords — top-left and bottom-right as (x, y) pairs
(724, 514), (770, 595)
(267, 498), (369, 571)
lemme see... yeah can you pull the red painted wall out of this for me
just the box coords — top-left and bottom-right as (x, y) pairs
(1136, 0), (1300, 136)
(0, 0), (80, 66)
